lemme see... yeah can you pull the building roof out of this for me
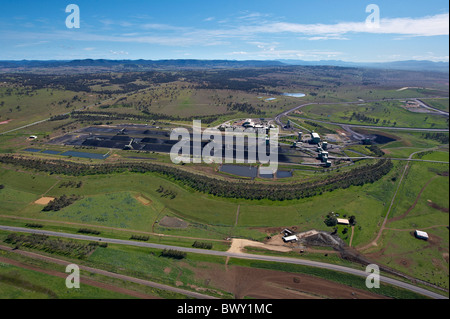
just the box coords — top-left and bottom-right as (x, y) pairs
(283, 235), (298, 242)
(415, 230), (429, 238)
(311, 133), (320, 139)
(337, 218), (350, 225)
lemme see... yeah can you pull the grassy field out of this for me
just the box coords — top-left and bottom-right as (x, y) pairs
(297, 100), (449, 129)
(424, 98), (449, 112)
(0, 87), (101, 133)
(0, 262), (137, 299)
(362, 161), (449, 289)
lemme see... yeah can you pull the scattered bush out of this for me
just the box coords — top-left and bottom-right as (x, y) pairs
(25, 223), (44, 229)
(78, 228), (101, 235)
(130, 235), (150, 241)
(192, 241), (213, 249)
(160, 249), (186, 260)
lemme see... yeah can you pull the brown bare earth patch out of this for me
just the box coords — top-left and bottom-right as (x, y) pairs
(135, 194), (152, 206)
(195, 265), (389, 299)
(34, 197), (55, 205)
(159, 216), (188, 229)
(228, 239), (292, 254)
(395, 258), (412, 269)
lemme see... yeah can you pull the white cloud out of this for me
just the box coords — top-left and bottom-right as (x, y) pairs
(109, 50), (129, 55)
(245, 13), (449, 37)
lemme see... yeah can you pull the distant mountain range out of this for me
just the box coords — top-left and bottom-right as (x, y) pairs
(0, 59), (448, 73)
(278, 59), (449, 73)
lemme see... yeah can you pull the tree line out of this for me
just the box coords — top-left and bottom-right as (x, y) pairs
(4, 233), (98, 259)
(0, 154), (393, 201)
(70, 110), (220, 125)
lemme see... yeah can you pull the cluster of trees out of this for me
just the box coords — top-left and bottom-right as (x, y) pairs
(421, 133), (449, 144)
(160, 249), (187, 259)
(324, 214), (338, 227)
(49, 114), (70, 121)
(0, 155), (393, 201)
(192, 241), (213, 249)
(130, 235), (150, 241)
(4, 233), (98, 259)
(59, 181), (83, 188)
(367, 145), (385, 157)
(25, 223), (44, 228)
(0, 184), (4, 190)
(156, 186), (177, 199)
(77, 228), (101, 235)
(42, 195), (81, 212)
(350, 112), (382, 124)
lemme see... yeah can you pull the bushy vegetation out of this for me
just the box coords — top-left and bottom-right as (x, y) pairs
(156, 186), (177, 199)
(324, 214), (338, 227)
(130, 235), (150, 241)
(77, 228), (101, 235)
(59, 181), (83, 188)
(4, 233), (98, 259)
(25, 223), (44, 228)
(192, 241), (213, 249)
(421, 132), (449, 144)
(42, 195), (81, 212)
(367, 145), (385, 157)
(160, 249), (187, 259)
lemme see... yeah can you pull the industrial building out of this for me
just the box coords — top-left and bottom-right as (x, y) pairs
(282, 235), (298, 243)
(311, 132), (321, 144)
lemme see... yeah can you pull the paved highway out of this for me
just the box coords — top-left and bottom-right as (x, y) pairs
(0, 225), (447, 299)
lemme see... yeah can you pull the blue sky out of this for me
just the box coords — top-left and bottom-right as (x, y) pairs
(0, 0), (448, 62)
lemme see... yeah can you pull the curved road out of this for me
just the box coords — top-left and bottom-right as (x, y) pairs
(0, 225), (446, 299)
